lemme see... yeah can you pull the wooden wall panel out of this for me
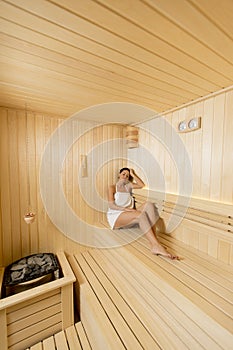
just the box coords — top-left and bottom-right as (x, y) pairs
(0, 107), (126, 266)
(133, 87), (233, 204)
(130, 88), (233, 263)
(222, 90), (233, 203)
(0, 110), (12, 265)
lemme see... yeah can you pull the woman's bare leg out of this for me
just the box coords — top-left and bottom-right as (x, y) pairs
(114, 209), (179, 259)
(137, 201), (160, 230)
(137, 211), (178, 259)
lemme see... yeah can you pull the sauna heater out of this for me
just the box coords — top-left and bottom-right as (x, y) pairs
(1, 253), (61, 298)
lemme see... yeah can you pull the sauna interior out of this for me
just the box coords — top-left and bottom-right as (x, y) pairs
(0, 1), (233, 349)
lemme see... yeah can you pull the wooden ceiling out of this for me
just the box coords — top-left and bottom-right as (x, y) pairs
(0, 0), (233, 122)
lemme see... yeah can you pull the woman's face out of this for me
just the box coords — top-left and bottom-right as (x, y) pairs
(119, 170), (130, 182)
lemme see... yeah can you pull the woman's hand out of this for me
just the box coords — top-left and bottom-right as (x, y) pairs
(124, 207), (136, 212)
(130, 168), (135, 176)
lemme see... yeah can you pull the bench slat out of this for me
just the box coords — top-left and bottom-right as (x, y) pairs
(156, 233), (233, 289)
(65, 325), (82, 350)
(104, 247), (230, 349)
(29, 342), (43, 350)
(94, 247), (231, 349)
(128, 239), (233, 330)
(74, 253), (151, 349)
(81, 250), (161, 349)
(28, 322), (92, 350)
(157, 231), (233, 278)
(88, 249), (203, 349)
(81, 283), (126, 350)
(138, 236), (233, 305)
(54, 330), (69, 350)
(75, 322), (92, 350)
(42, 336), (56, 350)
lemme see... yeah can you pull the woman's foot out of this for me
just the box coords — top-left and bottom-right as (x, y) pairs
(151, 244), (180, 260)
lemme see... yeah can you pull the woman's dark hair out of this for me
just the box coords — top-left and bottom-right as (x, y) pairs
(119, 167), (133, 182)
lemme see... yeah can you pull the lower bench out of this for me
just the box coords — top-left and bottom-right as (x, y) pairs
(69, 231), (233, 349)
(26, 321), (91, 350)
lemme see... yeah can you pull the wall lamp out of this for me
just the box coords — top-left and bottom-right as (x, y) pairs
(126, 125), (139, 148)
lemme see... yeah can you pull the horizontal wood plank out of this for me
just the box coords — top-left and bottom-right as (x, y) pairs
(8, 314), (62, 347)
(7, 293), (61, 323)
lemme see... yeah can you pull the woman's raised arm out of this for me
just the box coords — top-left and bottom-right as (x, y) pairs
(130, 169), (145, 189)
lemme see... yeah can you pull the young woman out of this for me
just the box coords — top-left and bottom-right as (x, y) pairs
(107, 167), (179, 259)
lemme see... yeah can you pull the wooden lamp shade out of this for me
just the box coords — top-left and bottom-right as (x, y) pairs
(126, 126), (139, 148)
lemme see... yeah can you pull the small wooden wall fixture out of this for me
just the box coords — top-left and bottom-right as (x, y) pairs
(80, 155), (88, 177)
(126, 126), (139, 148)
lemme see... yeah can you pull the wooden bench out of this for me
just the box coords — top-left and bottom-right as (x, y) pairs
(26, 321), (91, 350)
(27, 190), (233, 349)
(67, 232), (233, 349)
(133, 189), (233, 264)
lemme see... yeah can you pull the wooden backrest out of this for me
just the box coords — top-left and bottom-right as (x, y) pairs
(134, 189), (233, 264)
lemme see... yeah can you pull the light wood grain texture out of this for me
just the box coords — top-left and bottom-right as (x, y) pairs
(28, 322), (92, 350)
(134, 188), (233, 264)
(0, 252), (75, 350)
(131, 88), (233, 204)
(42, 336), (56, 350)
(7, 299), (61, 327)
(81, 283), (126, 350)
(65, 325), (82, 350)
(54, 330), (69, 350)
(61, 284), (74, 329)
(1, 0), (233, 116)
(74, 254), (147, 349)
(67, 240), (233, 350)
(0, 107), (126, 265)
(27, 233), (233, 350)
(75, 322), (91, 350)
(29, 342), (43, 350)
(0, 309), (8, 350)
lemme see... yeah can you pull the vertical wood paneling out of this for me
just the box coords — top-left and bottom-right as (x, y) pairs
(210, 94), (225, 201)
(8, 110), (21, 261)
(176, 107), (187, 195)
(135, 88), (233, 203)
(17, 109), (30, 257)
(164, 114), (172, 194)
(27, 112), (38, 255)
(218, 240), (231, 265)
(67, 123), (127, 228)
(0, 110), (12, 264)
(192, 101), (203, 197)
(170, 111), (179, 193)
(198, 231), (208, 254)
(200, 99), (214, 198)
(132, 88), (233, 263)
(221, 90), (233, 203)
(0, 108), (126, 266)
(35, 114), (46, 253)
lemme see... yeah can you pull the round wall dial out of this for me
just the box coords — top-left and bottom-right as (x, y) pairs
(178, 121), (187, 131)
(188, 118), (198, 129)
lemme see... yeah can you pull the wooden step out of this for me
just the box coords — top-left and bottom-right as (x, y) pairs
(26, 321), (91, 350)
(72, 253), (159, 349)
